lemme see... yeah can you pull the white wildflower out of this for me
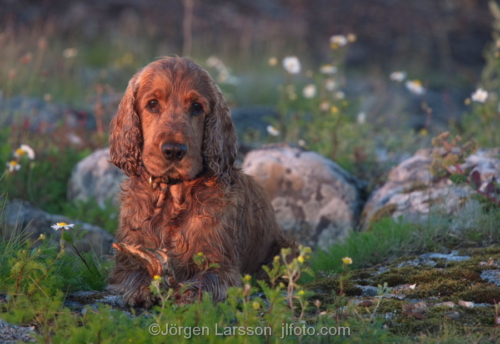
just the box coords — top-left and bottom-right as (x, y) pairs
(320, 64), (337, 74)
(302, 84), (316, 99)
(330, 35), (348, 48)
(389, 71), (407, 82)
(6, 161), (21, 172)
(319, 101), (330, 111)
(325, 79), (336, 91)
(357, 112), (366, 124)
(51, 222), (75, 230)
(405, 80), (425, 95)
(62, 48), (78, 59)
(335, 91), (345, 99)
(282, 56), (301, 74)
(471, 88), (488, 103)
(267, 125), (280, 137)
(206, 55), (223, 69)
(14, 144), (35, 160)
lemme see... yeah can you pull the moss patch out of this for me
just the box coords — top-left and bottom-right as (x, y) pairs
(306, 246), (500, 337)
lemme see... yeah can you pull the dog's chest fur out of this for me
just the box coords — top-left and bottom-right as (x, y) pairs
(121, 176), (228, 252)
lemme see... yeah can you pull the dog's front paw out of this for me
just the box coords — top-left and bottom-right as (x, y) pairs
(122, 285), (157, 308)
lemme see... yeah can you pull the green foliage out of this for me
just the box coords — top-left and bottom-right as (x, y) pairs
(0, 128), (92, 215)
(59, 198), (119, 234)
(430, 131), (478, 178)
(311, 217), (451, 275)
(430, 131), (500, 207)
(458, 1), (500, 147)
(269, 37), (369, 167)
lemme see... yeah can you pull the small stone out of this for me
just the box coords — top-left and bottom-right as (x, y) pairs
(356, 285), (379, 297)
(434, 301), (455, 308)
(444, 311), (460, 320)
(458, 300), (475, 308)
(349, 299), (374, 307)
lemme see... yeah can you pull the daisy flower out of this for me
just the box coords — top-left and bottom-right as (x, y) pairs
(6, 161), (21, 172)
(62, 48), (78, 59)
(267, 125), (280, 137)
(357, 112), (366, 124)
(471, 88), (488, 103)
(405, 80), (425, 95)
(330, 35), (348, 48)
(320, 64), (337, 74)
(389, 71), (407, 82)
(319, 101), (330, 111)
(325, 79), (336, 91)
(51, 222), (75, 230)
(342, 257), (353, 265)
(302, 84), (317, 99)
(14, 144), (35, 160)
(282, 56), (301, 74)
(335, 91), (345, 99)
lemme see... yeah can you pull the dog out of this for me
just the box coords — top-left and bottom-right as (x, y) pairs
(107, 57), (292, 306)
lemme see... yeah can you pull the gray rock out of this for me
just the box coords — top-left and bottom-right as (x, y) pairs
(361, 148), (500, 229)
(0, 319), (35, 343)
(1, 199), (114, 258)
(242, 144), (365, 250)
(67, 148), (125, 207)
(480, 270), (500, 287)
(420, 252), (470, 262)
(356, 285), (379, 297)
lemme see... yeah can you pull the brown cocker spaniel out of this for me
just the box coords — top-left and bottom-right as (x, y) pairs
(108, 57), (292, 307)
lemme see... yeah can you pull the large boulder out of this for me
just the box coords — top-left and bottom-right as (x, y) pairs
(67, 148), (125, 207)
(361, 149), (500, 229)
(242, 144), (365, 250)
(1, 199), (114, 258)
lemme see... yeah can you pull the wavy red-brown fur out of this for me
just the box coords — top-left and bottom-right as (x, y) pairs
(108, 57), (292, 307)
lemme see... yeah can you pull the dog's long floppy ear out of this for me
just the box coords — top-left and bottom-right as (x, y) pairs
(202, 83), (238, 186)
(109, 74), (143, 177)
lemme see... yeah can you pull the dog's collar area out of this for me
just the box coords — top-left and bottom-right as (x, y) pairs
(146, 155), (208, 190)
(148, 175), (182, 189)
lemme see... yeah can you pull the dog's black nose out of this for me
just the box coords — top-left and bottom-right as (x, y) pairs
(162, 143), (188, 161)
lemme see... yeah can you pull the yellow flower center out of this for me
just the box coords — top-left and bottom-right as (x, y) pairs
(16, 148), (25, 156)
(58, 222), (67, 226)
(9, 161), (18, 166)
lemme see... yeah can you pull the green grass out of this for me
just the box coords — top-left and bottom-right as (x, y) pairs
(1, 198), (499, 342)
(312, 205), (500, 276)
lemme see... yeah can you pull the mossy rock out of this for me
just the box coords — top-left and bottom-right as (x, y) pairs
(305, 246), (500, 338)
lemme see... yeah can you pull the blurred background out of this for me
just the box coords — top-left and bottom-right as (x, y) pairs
(0, 0), (492, 129)
(0, 0), (498, 216)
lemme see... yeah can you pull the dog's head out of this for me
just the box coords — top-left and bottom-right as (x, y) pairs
(110, 57), (237, 185)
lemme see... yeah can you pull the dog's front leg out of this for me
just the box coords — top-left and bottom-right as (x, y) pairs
(109, 243), (176, 307)
(173, 268), (241, 304)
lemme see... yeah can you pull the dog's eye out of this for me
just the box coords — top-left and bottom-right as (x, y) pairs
(190, 102), (203, 116)
(147, 100), (160, 113)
